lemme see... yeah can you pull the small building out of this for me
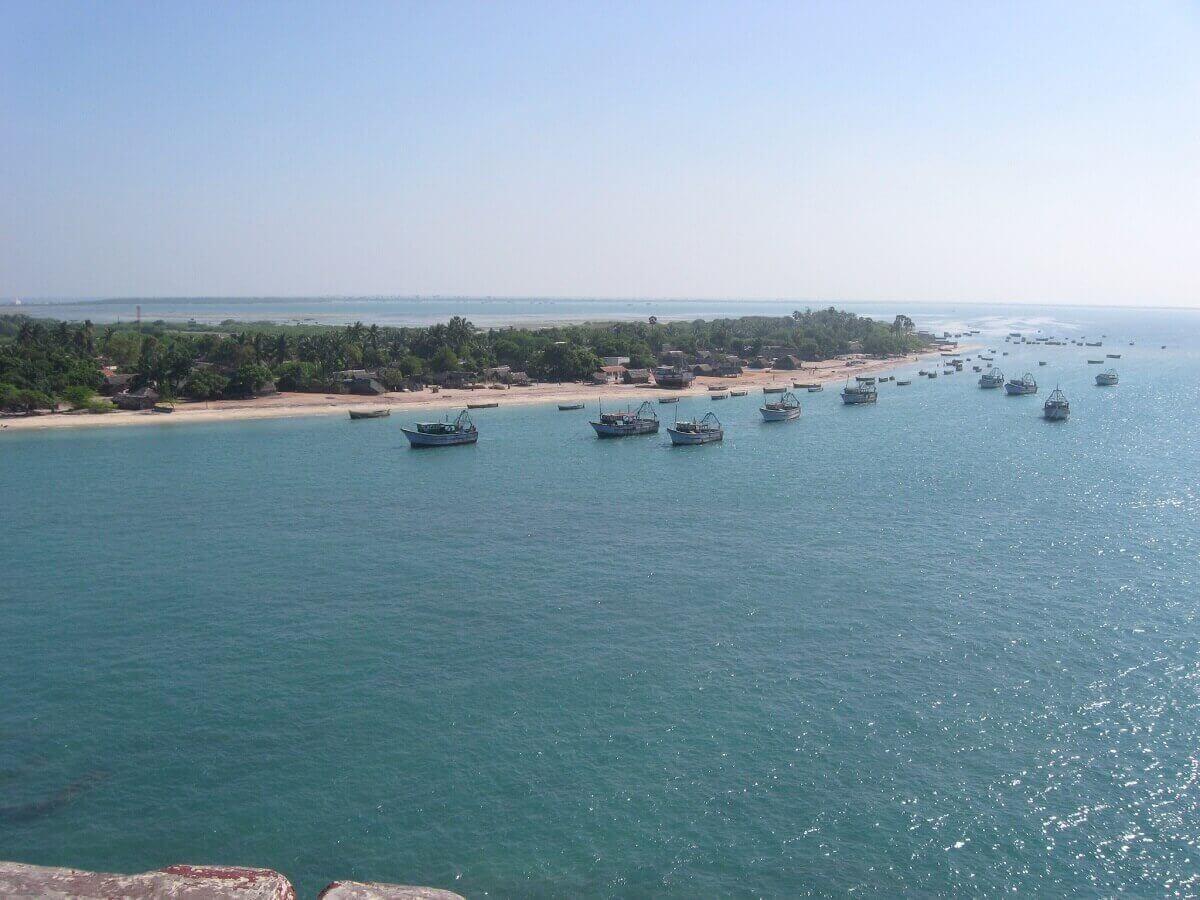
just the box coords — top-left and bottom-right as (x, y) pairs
(591, 371), (615, 385)
(349, 377), (386, 396)
(484, 365), (511, 382)
(101, 373), (135, 396)
(623, 368), (652, 384)
(509, 371), (532, 386)
(112, 386), (159, 410)
(775, 355), (804, 370)
(600, 365), (627, 380)
(716, 363), (743, 377)
(746, 357), (773, 370)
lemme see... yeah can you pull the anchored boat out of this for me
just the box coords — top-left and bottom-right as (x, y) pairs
(763, 385), (786, 394)
(1005, 372), (1038, 395)
(760, 391), (801, 422)
(349, 408), (390, 420)
(1095, 370), (1119, 386)
(1106, 353), (1121, 359)
(807, 384), (824, 392)
(979, 367), (1004, 389)
(841, 381), (877, 404)
(402, 410), (479, 447)
(557, 403), (585, 411)
(667, 411), (723, 445)
(590, 400), (660, 437)
(1043, 388), (1070, 421)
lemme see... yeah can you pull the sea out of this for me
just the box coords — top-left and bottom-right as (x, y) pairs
(2, 302), (1199, 897)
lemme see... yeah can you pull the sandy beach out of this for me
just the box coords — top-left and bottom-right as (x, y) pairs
(0, 348), (968, 433)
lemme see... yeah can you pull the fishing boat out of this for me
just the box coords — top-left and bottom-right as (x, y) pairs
(402, 410), (479, 447)
(557, 403), (585, 411)
(590, 400), (660, 437)
(1044, 388), (1070, 420)
(807, 384), (824, 392)
(1095, 370), (1119, 386)
(1087, 359), (1103, 364)
(711, 392), (729, 400)
(653, 365), (695, 389)
(349, 408), (390, 419)
(467, 401), (498, 409)
(1038, 361), (1047, 366)
(926, 371), (938, 379)
(708, 384), (728, 392)
(979, 367), (1004, 388)
(762, 385), (786, 394)
(667, 411), (723, 445)
(841, 381), (877, 404)
(1085, 341), (1102, 347)
(855, 375), (876, 384)
(1106, 353), (1121, 359)
(1004, 372), (1038, 395)
(760, 391), (801, 422)
(896, 379), (912, 386)
(729, 389), (747, 397)
(658, 396), (680, 404)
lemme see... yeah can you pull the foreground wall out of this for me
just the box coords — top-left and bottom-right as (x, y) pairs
(0, 861), (465, 899)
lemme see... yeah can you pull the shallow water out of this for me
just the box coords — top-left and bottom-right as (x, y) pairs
(2, 306), (1198, 896)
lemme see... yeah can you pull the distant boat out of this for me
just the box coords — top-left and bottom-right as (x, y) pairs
(711, 392), (729, 400)
(1087, 359), (1103, 364)
(590, 400), (659, 437)
(1085, 341), (1102, 347)
(657, 396), (680, 404)
(762, 385), (786, 394)
(467, 401), (498, 409)
(979, 367), (1004, 388)
(708, 384), (727, 392)
(730, 389), (748, 397)
(557, 403), (585, 411)
(896, 379), (912, 386)
(402, 410), (479, 447)
(926, 371), (938, 379)
(1044, 388), (1070, 421)
(807, 384), (824, 392)
(1095, 370), (1119, 386)
(841, 381), (877, 404)
(1106, 353), (1121, 359)
(1038, 361), (1047, 366)
(1004, 373), (1038, 395)
(760, 391), (801, 422)
(668, 411), (723, 445)
(855, 375), (876, 384)
(349, 408), (390, 419)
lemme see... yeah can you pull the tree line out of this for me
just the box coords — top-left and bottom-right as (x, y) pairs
(0, 308), (925, 411)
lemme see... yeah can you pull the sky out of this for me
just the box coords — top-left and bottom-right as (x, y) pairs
(2, 1), (1198, 306)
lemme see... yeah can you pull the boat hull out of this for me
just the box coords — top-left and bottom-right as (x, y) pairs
(401, 428), (478, 447)
(1095, 375), (1118, 386)
(349, 409), (390, 419)
(1043, 406), (1070, 421)
(590, 420), (660, 437)
(841, 392), (876, 404)
(1005, 383), (1037, 395)
(667, 427), (723, 445)
(760, 406), (800, 422)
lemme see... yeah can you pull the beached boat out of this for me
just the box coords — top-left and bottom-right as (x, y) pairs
(557, 403), (585, 411)
(349, 408), (390, 419)
(979, 367), (1004, 389)
(760, 391), (801, 422)
(467, 401), (498, 409)
(762, 385), (786, 394)
(841, 381), (877, 404)
(653, 365), (695, 389)
(667, 411), (723, 445)
(1043, 388), (1070, 421)
(1004, 373), (1037, 396)
(729, 389), (747, 397)
(590, 400), (660, 437)
(402, 410), (479, 447)
(708, 384), (727, 392)
(1095, 370), (1119, 386)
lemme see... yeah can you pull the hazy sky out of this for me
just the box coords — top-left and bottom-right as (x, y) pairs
(2, 2), (1198, 305)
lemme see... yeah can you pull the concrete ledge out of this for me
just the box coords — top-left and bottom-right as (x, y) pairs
(0, 861), (465, 899)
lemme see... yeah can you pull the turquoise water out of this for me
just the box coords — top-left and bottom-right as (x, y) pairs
(2, 307), (1199, 896)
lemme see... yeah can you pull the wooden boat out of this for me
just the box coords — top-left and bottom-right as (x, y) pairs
(926, 371), (938, 378)
(1004, 373), (1038, 396)
(152, 404), (174, 414)
(1038, 361), (1047, 366)
(657, 396), (680, 404)
(590, 400), (659, 437)
(979, 367), (1004, 389)
(806, 384), (824, 392)
(668, 411), (723, 445)
(557, 403), (585, 411)
(711, 392), (729, 400)
(760, 391), (801, 422)
(349, 408), (390, 419)
(708, 384), (727, 392)
(729, 389), (748, 397)
(762, 385), (786, 394)
(1044, 388), (1070, 421)
(1095, 370), (1119, 386)
(855, 375), (876, 384)
(1087, 359), (1103, 364)
(467, 401), (498, 409)
(1106, 353), (1121, 359)
(402, 410), (479, 447)
(896, 379), (912, 386)
(841, 381), (877, 404)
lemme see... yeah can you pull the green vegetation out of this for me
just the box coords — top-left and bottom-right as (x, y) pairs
(0, 308), (927, 412)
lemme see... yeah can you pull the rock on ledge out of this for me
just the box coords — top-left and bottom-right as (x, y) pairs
(0, 861), (465, 899)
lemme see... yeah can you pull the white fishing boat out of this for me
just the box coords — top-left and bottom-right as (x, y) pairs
(841, 381), (877, 404)
(590, 400), (659, 437)
(1004, 372), (1037, 396)
(1044, 388), (1070, 421)
(667, 411), (724, 445)
(760, 391), (801, 422)
(402, 409), (479, 447)
(1095, 370), (1119, 386)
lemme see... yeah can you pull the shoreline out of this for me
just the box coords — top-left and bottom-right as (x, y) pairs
(0, 348), (966, 433)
